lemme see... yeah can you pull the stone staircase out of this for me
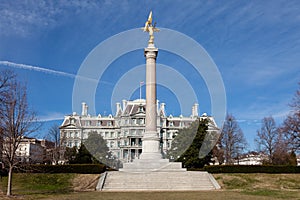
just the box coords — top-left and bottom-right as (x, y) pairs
(97, 171), (220, 191)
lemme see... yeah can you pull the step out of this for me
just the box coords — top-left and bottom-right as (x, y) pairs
(98, 171), (221, 191)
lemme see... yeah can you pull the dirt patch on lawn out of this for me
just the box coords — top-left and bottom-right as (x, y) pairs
(72, 174), (100, 192)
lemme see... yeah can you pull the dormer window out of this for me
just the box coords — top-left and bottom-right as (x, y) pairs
(70, 118), (75, 124)
(138, 105), (144, 112)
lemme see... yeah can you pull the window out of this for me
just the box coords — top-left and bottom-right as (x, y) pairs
(139, 118), (144, 125)
(75, 132), (78, 138)
(70, 132), (73, 138)
(97, 121), (101, 126)
(167, 132), (170, 139)
(70, 118), (76, 124)
(74, 140), (79, 147)
(110, 132), (114, 138)
(105, 132), (109, 138)
(130, 130), (135, 135)
(132, 119), (136, 125)
(139, 106), (144, 112)
(85, 121), (91, 126)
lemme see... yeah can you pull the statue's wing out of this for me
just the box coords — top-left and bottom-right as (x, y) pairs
(148, 11), (153, 24)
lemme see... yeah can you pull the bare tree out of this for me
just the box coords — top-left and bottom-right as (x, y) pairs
(272, 132), (296, 165)
(0, 70), (16, 162)
(220, 114), (247, 164)
(46, 124), (61, 164)
(0, 77), (39, 196)
(255, 116), (279, 164)
(280, 84), (300, 152)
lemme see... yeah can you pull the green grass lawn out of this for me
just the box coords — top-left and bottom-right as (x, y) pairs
(214, 173), (300, 199)
(0, 173), (74, 198)
(0, 173), (299, 200)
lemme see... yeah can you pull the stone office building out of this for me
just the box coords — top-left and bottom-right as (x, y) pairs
(60, 99), (218, 163)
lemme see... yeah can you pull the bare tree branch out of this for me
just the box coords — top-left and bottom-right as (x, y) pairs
(220, 114), (247, 165)
(280, 83), (300, 153)
(255, 116), (278, 164)
(0, 72), (40, 196)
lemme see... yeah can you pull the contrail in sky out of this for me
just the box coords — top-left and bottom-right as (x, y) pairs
(0, 60), (76, 78)
(0, 60), (100, 83)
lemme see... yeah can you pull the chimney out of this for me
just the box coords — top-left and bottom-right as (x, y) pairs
(116, 102), (121, 115)
(160, 102), (166, 116)
(81, 102), (88, 116)
(192, 103), (199, 117)
(122, 99), (127, 111)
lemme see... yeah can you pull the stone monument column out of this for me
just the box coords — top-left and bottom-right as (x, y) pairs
(120, 11), (185, 171)
(140, 46), (161, 160)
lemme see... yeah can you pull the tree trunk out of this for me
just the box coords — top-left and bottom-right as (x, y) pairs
(6, 165), (13, 196)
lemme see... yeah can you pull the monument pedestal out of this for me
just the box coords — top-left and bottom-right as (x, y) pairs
(120, 158), (186, 172)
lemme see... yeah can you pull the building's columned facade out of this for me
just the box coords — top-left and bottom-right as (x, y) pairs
(60, 99), (218, 164)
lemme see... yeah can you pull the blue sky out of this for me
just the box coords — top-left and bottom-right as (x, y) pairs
(0, 0), (299, 150)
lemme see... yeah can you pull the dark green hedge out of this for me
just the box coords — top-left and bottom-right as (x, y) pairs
(14, 164), (106, 174)
(202, 165), (300, 173)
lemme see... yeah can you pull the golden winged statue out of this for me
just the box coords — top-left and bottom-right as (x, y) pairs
(142, 11), (159, 45)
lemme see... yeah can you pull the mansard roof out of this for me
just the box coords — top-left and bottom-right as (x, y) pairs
(122, 99), (147, 116)
(60, 115), (81, 129)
